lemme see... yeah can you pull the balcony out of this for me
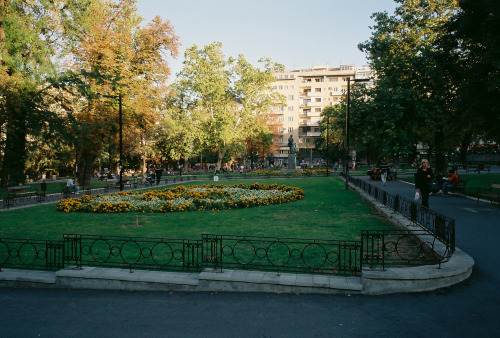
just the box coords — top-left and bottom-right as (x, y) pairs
(307, 131), (321, 137)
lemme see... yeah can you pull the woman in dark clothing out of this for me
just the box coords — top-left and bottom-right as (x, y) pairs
(415, 159), (434, 208)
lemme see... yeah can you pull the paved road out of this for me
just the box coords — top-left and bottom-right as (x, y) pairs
(1, 176), (500, 337)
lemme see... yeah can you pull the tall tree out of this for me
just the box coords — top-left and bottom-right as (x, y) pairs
(176, 42), (285, 169)
(359, 0), (459, 172)
(68, 0), (179, 185)
(440, 0), (500, 143)
(0, 0), (89, 186)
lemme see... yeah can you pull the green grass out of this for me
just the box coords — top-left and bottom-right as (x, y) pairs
(0, 177), (394, 241)
(400, 173), (500, 196)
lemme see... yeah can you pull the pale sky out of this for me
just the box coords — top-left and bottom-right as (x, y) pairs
(136, 0), (398, 78)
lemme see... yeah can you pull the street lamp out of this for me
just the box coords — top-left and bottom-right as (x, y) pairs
(326, 120), (330, 177)
(345, 77), (370, 190)
(104, 93), (123, 191)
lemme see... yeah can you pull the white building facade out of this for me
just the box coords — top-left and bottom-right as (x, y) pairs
(270, 65), (373, 166)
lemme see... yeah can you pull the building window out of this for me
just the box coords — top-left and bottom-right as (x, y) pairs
(288, 116), (293, 122)
(279, 85), (283, 90)
(288, 95), (294, 100)
(288, 106), (294, 112)
(290, 85), (294, 89)
(288, 127), (294, 132)
(279, 106), (284, 111)
(315, 88), (321, 92)
(333, 78), (338, 82)
(278, 116), (284, 122)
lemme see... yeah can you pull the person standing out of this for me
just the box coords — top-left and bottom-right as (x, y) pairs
(415, 159), (434, 208)
(155, 166), (162, 185)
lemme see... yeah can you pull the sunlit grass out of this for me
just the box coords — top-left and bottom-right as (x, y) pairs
(0, 178), (394, 241)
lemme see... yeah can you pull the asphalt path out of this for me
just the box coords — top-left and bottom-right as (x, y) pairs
(1, 175), (500, 337)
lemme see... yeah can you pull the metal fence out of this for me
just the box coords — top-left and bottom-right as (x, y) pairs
(1, 230), (448, 275)
(202, 234), (361, 276)
(0, 237), (65, 271)
(348, 176), (455, 263)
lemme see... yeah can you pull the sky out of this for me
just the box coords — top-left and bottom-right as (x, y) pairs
(136, 0), (398, 78)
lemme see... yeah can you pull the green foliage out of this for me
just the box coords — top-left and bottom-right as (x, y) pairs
(359, 0), (460, 169)
(175, 42), (285, 168)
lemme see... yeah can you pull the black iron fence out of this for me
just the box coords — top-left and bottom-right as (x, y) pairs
(0, 237), (65, 271)
(348, 176), (455, 263)
(1, 229), (450, 275)
(202, 234), (361, 276)
(63, 234), (203, 272)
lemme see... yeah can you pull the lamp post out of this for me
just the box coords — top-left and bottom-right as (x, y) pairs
(326, 120), (330, 176)
(345, 77), (370, 190)
(104, 93), (123, 191)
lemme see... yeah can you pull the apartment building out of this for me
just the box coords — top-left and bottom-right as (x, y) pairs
(270, 65), (373, 166)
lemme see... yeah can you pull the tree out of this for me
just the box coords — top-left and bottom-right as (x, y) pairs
(176, 42), (285, 169)
(440, 0), (500, 143)
(67, 0), (179, 185)
(0, 0), (88, 186)
(359, 0), (460, 172)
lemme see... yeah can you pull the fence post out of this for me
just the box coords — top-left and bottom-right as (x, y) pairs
(410, 202), (417, 226)
(63, 235), (82, 268)
(435, 215), (447, 243)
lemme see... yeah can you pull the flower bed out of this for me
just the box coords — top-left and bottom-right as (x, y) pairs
(56, 183), (304, 213)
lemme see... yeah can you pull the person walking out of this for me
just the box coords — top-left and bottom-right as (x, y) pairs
(415, 159), (434, 208)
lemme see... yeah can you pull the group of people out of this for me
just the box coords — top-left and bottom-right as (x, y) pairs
(415, 159), (460, 208)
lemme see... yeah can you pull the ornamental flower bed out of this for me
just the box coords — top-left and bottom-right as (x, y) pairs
(56, 183), (304, 213)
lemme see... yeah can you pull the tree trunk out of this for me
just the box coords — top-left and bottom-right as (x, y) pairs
(183, 155), (189, 173)
(0, 102), (28, 187)
(460, 132), (472, 167)
(77, 155), (95, 187)
(217, 147), (227, 170)
(434, 128), (446, 175)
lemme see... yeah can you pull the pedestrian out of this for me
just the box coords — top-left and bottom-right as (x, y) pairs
(415, 159), (434, 208)
(155, 166), (162, 185)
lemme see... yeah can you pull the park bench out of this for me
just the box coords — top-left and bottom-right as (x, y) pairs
(60, 183), (78, 198)
(3, 185), (41, 208)
(476, 184), (500, 207)
(105, 179), (135, 191)
(367, 170), (381, 180)
(465, 165), (491, 174)
(449, 179), (468, 195)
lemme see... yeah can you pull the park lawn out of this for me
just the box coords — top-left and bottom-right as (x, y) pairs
(0, 177), (394, 242)
(400, 173), (500, 196)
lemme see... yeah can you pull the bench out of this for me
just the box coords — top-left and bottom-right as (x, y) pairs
(466, 165), (491, 174)
(7, 186), (37, 198)
(3, 186), (41, 207)
(476, 184), (500, 206)
(367, 170), (381, 180)
(61, 183), (78, 198)
(447, 179), (468, 195)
